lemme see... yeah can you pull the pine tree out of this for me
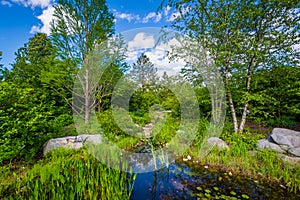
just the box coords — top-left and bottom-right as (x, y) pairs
(130, 53), (158, 90)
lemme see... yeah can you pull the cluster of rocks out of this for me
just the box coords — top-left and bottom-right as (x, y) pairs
(43, 126), (300, 165)
(43, 134), (102, 155)
(257, 128), (300, 164)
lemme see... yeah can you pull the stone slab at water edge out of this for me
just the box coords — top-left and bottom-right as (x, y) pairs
(257, 128), (300, 163)
(43, 134), (102, 155)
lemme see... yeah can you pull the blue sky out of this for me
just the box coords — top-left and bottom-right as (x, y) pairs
(0, 0), (178, 68)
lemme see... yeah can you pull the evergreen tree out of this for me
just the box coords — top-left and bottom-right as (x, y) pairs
(130, 53), (158, 90)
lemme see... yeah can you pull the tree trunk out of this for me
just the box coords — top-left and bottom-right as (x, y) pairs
(239, 56), (256, 132)
(228, 90), (238, 133)
(85, 68), (90, 123)
(224, 61), (238, 133)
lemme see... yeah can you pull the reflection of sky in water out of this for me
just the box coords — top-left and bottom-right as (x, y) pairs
(131, 161), (300, 200)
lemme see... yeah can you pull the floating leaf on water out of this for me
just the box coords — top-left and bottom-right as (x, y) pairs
(242, 194), (250, 199)
(196, 193), (203, 197)
(204, 193), (211, 198)
(230, 191), (237, 196)
(205, 189), (211, 193)
(196, 186), (202, 191)
(213, 187), (219, 191)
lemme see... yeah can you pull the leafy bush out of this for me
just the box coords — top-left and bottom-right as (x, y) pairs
(0, 82), (73, 163)
(129, 89), (160, 115)
(266, 116), (297, 128)
(152, 115), (180, 146)
(221, 131), (265, 151)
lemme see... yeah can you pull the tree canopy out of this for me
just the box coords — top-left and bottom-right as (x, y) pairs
(161, 0), (300, 132)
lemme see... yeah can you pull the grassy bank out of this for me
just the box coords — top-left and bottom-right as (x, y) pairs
(0, 148), (136, 199)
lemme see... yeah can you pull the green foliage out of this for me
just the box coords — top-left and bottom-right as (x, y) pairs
(0, 149), (136, 199)
(152, 115), (180, 146)
(130, 113), (151, 126)
(97, 109), (127, 141)
(129, 89), (160, 115)
(0, 33), (73, 163)
(266, 116), (297, 129)
(0, 82), (73, 163)
(248, 66), (300, 122)
(161, 0), (300, 133)
(0, 51), (7, 80)
(130, 53), (158, 89)
(7, 33), (56, 86)
(220, 131), (265, 152)
(51, 0), (114, 62)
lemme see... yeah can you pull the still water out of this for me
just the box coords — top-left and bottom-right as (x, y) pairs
(130, 160), (299, 200)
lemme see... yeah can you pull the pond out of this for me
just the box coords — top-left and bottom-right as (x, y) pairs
(130, 159), (300, 200)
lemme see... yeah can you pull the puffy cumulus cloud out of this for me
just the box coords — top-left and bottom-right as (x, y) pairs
(30, 5), (55, 35)
(142, 12), (162, 23)
(145, 38), (186, 76)
(11, 0), (52, 8)
(126, 32), (185, 76)
(112, 9), (141, 23)
(126, 32), (155, 63)
(128, 32), (155, 50)
(1, 0), (12, 7)
(112, 9), (163, 24)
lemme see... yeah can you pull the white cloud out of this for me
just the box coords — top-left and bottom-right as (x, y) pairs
(30, 5), (55, 35)
(128, 32), (155, 50)
(126, 32), (185, 76)
(112, 9), (163, 24)
(142, 12), (162, 23)
(11, 0), (52, 8)
(1, 0), (12, 7)
(146, 38), (185, 76)
(112, 9), (140, 23)
(164, 6), (171, 17)
(167, 11), (181, 22)
(166, 6), (190, 22)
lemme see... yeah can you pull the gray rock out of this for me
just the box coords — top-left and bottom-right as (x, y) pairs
(288, 147), (300, 157)
(43, 134), (102, 155)
(257, 139), (285, 153)
(278, 154), (300, 165)
(80, 134), (102, 144)
(279, 144), (290, 151)
(207, 137), (229, 150)
(270, 128), (300, 148)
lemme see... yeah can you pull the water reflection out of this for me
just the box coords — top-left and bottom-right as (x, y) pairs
(130, 160), (300, 200)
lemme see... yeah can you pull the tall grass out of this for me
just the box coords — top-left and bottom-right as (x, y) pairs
(194, 133), (300, 193)
(0, 148), (136, 199)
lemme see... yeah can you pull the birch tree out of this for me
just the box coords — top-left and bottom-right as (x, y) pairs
(161, 0), (300, 133)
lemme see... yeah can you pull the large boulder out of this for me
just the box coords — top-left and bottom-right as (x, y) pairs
(257, 139), (285, 153)
(288, 147), (300, 157)
(257, 128), (300, 162)
(43, 134), (102, 155)
(270, 128), (300, 149)
(206, 137), (229, 150)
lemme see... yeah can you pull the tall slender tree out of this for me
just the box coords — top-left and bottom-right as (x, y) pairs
(130, 53), (158, 90)
(50, 0), (115, 123)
